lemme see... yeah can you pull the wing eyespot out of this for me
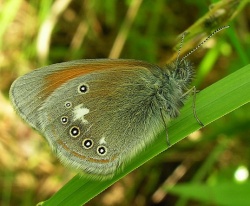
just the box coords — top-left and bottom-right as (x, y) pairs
(69, 126), (80, 138)
(65, 101), (72, 108)
(82, 138), (94, 149)
(97, 145), (107, 156)
(61, 116), (68, 124)
(78, 83), (89, 94)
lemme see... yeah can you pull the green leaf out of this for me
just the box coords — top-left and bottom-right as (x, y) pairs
(41, 64), (250, 206)
(167, 182), (250, 206)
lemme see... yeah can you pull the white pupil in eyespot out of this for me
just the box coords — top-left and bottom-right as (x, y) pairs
(72, 129), (78, 135)
(85, 140), (92, 147)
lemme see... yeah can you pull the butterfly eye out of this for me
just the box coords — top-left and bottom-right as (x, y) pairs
(61, 116), (68, 124)
(65, 101), (72, 108)
(69, 126), (80, 138)
(78, 83), (89, 94)
(97, 146), (107, 156)
(82, 138), (94, 149)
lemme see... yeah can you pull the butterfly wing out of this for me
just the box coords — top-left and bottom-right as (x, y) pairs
(10, 59), (166, 179)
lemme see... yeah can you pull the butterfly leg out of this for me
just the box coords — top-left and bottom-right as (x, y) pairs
(183, 86), (204, 127)
(160, 108), (171, 147)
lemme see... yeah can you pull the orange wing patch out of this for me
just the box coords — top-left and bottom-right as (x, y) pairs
(43, 60), (151, 98)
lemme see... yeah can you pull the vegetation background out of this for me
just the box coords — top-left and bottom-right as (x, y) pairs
(0, 0), (249, 205)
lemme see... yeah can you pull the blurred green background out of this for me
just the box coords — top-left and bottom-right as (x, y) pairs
(0, 0), (250, 205)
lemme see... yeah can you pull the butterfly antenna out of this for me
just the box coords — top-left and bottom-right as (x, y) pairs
(175, 32), (187, 67)
(180, 25), (229, 63)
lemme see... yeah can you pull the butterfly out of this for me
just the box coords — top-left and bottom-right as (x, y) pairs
(10, 26), (228, 179)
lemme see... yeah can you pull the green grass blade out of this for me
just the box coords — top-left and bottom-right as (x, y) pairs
(167, 182), (250, 206)
(41, 64), (250, 206)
